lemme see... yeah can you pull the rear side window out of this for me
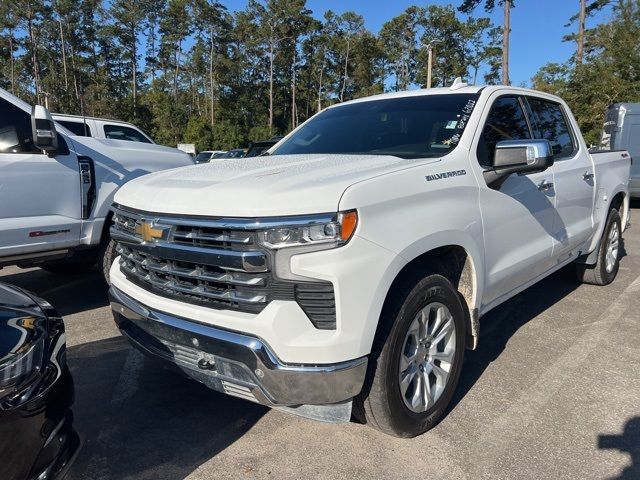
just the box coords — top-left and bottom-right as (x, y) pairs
(104, 124), (152, 143)
(477, 96), (531, 167)
(0, 98), (41, 154)
(58, 120), (92, 137)
(528, 98), (575, 158)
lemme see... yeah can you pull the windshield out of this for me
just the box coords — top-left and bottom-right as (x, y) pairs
(194, 152), (211, 163)
(272, 94), (479, 159)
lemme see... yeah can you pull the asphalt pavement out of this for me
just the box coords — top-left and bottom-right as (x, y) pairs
(2, 202), (639, 480)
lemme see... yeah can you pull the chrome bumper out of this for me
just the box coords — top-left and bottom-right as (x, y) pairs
(109, 286), (367, 407)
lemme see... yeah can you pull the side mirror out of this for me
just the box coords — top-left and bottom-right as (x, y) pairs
(31, 105), (58, 155)
(484, 139), (554, 189)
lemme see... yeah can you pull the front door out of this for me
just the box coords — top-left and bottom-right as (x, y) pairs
(0, 97), (81, 258)
(474, 94), (557, 307)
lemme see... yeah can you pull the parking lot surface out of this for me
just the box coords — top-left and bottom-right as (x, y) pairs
(2, 203), (639, 480)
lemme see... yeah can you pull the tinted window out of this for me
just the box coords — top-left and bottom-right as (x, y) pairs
(478, 96), (531, 167)
(528, 98), (575, 158)
(58, 120), (92, 137)
(0, 98), (41, 154)
(245, 143), (275, 157)
(222, 149), (245, 158)
(194, 152), (212, 163)
(104, 124), (152, 143)
(273, 94), (480, 159)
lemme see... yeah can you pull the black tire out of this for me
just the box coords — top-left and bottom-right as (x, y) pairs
(576, 208), (622, 286)
(356, 271), (467, 438)
(99, 239), (118, 285)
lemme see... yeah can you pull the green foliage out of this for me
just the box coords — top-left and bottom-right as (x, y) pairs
(0, 1), (508, 151)
(183, 116), (214, 151)
(533, 0), (640, 144)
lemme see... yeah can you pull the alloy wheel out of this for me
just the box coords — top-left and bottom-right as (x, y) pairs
(398, 302), (456, 413)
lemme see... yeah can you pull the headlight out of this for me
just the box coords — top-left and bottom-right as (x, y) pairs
(0, 316), (46, 400)
(257, 210), (358, 250)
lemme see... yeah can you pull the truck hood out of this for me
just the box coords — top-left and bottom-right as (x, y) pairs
(114, 154), (425, 217)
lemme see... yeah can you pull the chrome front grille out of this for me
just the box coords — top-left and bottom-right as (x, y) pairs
(171, 225), (255, 250)
(111, 205), (337, 328)
(117, 245), (277, 307)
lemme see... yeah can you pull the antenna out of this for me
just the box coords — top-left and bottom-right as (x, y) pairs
(449, 77), (468, 90)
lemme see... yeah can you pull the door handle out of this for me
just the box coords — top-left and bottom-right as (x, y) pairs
(537, 180), (554, 191)
(582, 171), (595, 181)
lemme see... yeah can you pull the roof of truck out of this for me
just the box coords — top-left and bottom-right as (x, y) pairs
(51, 113), (136, 125)
(334, 85), (565, 108)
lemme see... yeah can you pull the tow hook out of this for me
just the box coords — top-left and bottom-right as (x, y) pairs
(197, 353), (216, 371)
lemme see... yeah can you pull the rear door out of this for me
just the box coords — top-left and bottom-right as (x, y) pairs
(527, 96), (595, 257)
(0, 97), (81, 257)
(618, 107), (640, 194)
(475, 94), (557, 306)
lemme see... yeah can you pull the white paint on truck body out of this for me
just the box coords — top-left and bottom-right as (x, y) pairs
(110, 86), (631, 364)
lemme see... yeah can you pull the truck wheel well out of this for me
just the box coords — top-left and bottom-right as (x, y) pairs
(100, 211), (114, 244)
(378, 246), (479, 351)
(611, 192), (624, 214)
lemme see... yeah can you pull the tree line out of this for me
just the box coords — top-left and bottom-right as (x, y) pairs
(0, 0), (636, 150)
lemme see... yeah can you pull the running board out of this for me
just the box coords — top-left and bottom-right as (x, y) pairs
(0, 249), (70, 267)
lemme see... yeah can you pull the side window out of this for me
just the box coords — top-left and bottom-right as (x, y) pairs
(527, 98), (575, 158)
(0, 98), (42, 154)
(477, 96), (531, 167)
(628, 123), (640, 159)
(58, 120), (92, 137)
(104, 124), (152, 143)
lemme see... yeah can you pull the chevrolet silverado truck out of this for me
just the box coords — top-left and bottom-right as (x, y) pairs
(0, 88), (193, 282)
(108, 84), (631, 437)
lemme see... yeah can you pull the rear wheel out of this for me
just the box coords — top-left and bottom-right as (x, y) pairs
(576, 208), (621, 285)
(356, 272), (466, 438)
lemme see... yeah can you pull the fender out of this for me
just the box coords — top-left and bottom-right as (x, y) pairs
(579, 185), (628, 265)
(396, 229), (484, 312)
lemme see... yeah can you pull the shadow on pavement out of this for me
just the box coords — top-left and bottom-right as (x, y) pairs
(66, 336), (267, 480)
(450, 264), (582, 412)
(0, 268), (109, 316)
(451, 199), (634, 413)
(599, 417), (640, 480)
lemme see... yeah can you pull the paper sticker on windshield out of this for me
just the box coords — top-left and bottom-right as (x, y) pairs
(445, 120), (458, 129)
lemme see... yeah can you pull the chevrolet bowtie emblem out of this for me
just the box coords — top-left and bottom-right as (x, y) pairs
(135, 221), (165, 242)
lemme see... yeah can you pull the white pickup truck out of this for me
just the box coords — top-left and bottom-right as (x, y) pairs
(0, 88), (193, 281)
(108, 85), (631, 437)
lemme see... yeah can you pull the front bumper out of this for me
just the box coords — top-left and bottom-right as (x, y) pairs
(109, 286), (367, 407)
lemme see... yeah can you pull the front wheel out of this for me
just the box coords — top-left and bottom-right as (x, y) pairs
(356, 272), (466, 438)
(576, 208), (622, 286)
(99, 239), (118, 285)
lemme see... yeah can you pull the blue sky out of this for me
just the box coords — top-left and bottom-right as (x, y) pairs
(222, 0), (614, 86)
